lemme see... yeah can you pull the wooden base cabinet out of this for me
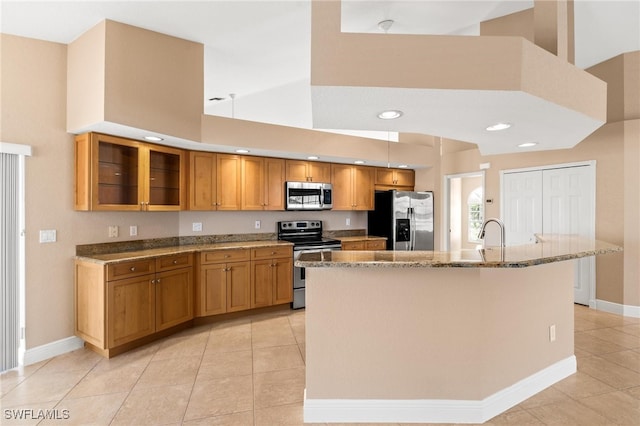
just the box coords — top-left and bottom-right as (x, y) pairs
(75, 253), (194, 357)
(341, 238), (387, 251)
(251, 246), (293, 308)
(196, 249), (252, 316)
(196, 245), (293, 315)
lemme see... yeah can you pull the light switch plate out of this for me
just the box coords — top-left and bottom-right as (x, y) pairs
(129, 225), (138, 236)
(108, 226), (118, 238)
(39, 230), (57, 243)
(192, 222), (203, 232)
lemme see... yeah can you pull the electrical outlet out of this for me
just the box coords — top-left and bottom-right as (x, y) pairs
(192, 222), (203, 232)
(549, 324), (556, 342)
(129, 225), (138, 236)
(346, 217), (351, 226)
(255, 220), (261, 229)
(108, 226), (118, 238)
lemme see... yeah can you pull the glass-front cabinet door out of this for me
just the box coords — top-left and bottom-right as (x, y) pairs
(75, 132), (185, 211)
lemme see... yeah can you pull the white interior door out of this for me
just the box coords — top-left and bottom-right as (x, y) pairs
(502, 163), (595, 305)
(543, 166), (594, 305)
(503, 170), (543, 246)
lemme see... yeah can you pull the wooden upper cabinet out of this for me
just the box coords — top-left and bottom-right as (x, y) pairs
(285, 160), (331, 182)
(240, 156), (285, 211)
(75, 132), (186, 211)
(375, 167), (415, 190)
(188, 151), (217, 210)
(331, 164), (374, 210)
(217, 154), (242, 210)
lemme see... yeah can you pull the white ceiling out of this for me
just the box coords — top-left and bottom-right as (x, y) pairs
(2, 0), (639, 147)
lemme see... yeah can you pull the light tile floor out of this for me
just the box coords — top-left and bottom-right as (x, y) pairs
(1, 305), (639, 425)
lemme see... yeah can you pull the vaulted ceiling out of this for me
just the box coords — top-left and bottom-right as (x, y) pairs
(2, 1), (638, 151)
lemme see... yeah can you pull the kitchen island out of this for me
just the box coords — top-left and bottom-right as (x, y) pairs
(298, 236), (621, 424)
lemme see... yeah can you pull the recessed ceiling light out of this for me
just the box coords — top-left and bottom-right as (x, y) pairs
(307, 156), (319, 160)
(354, 160), (365, 164)
(398, 164), (408, 168)
(235, 149), (249, 153)
(377, 110), (403, 120)
(518, 142), (538, 148)
(485, 122), (512, 131)
(144, 136), (163, 142)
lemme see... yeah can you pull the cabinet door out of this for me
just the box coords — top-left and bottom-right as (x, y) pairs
(375, 168), (396, 186)
(272, 257), (293, 305)
(155, 267), (193, 331)
(342, 241), (365, 250)
(217, 154), (242, 210)
(331, 163), (354, 210)
(309, 161), (331, 182)
(241, 156), (265, 210)
(189, 152), (217, 210)
(394, 169), (415, 187)
(252, 259), (273, 308)
(353, 166), (374, 210)
(146, 145), (185, 211)
(227, 261), (251, 312)
(264, 158), (285, 210)
(198, 264), (227, 316)
(107, 275), (155, 347)
(89, 134), (143, 211)
(285, 160), (309, 182)
(366, 240), (387, 250)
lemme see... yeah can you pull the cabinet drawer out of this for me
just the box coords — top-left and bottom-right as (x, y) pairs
(107, 259), (155, 281)
(252, 246), (293, 260)
(342, 241), (365, 250)
(156, 253), (194, 272)
(200, 249), (250, 264)
(366, 240), (386, 250)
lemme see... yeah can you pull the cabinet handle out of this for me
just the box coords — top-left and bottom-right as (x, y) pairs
(151, 279), (155, 284)
(130, 267), (136, 271)
(271, 251), (276, 255)
(173, 260), (178, 264)
(157, 279), (161, 283)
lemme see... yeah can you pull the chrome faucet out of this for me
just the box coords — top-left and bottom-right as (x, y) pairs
(478, 218), (505, 248)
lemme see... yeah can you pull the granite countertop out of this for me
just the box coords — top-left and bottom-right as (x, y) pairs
(76, 240), (293, 265)
(333, 236), (387, 242)
(296, 235), (621, 268)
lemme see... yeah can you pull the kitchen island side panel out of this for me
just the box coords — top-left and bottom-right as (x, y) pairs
(305, 261), (574, 401)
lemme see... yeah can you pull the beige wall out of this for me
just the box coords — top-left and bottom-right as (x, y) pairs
(67, 20), (204, 141)
(306, 261), (574, 400)
(1, 27), (637, 358)
(0, 34), (369, 350)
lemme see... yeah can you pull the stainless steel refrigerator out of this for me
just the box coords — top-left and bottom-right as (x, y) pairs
(367, 190), (434, 250)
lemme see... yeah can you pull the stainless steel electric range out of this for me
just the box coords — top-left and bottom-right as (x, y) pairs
(277, 220), (341, 309)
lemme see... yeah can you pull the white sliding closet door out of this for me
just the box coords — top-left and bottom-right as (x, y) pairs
(503, 170), (543, 246)
(502, 164), (595, 305)
(543, 166), (594, 305)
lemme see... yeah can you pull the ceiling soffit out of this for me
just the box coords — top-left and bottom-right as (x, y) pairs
(310, 1), (607, 155)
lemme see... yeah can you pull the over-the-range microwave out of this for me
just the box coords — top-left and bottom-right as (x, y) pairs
(285, 181), (333, 210)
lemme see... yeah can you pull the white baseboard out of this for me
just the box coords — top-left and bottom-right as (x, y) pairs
(304, 356), (576, 424)
(20, 336), (84, 366)
(595, 299), (640, 318)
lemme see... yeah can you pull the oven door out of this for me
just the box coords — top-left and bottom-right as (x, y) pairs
(292, 245), (340, 309)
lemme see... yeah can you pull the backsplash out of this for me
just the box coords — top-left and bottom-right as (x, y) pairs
(76, 229), (367, 256)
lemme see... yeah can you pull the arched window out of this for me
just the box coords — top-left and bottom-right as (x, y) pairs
(467, 187), (484, 242)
